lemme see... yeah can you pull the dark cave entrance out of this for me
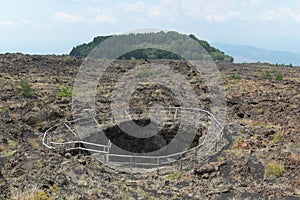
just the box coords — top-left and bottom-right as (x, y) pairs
(102, 118), (204, 153)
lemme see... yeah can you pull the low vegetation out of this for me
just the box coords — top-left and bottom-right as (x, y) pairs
(229, 73), (242, 80)
(137, 69), (153, 78)
(265, 160), (285, 178)
(70, 32), (234, 62)
(261, 70), (272, 79)
(56, 85), (73, 99)
(63, 55), (72, 62)
(167, 172), (182, 180)
(272, 132), (284, 144)
(261, 70), (283, 80)
(275, 73), (283, 80)
(18, 78), (36, 98)
(11, 184), (60, 200)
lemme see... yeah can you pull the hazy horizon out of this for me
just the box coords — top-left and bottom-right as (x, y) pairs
(1, 0), (300, 55)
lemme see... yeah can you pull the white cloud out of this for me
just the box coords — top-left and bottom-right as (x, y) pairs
(147, 0), (241, 22)
(54, 12), (85, 23)
(179, 0), (246, 22)
(205, 11), (243, 22)
(0, 20), (15, 26)
(53, 1), (300, 27)
(261, 7), (300, 22)
(120, 0), (242, 23)
(20, 19), (31, 24)
(72, 0), (109, 2)
(155, 0), (300, 23)
(146, 0), (183, 22)
(87, 6), (102, 16)
(94, 14), (116, 24)
(54, 8), (116, 24)
(120, 1), (145, 12)
(88, 6), (117, 24)
(148, 7), (161, 18)
(248, 0), (266, 7)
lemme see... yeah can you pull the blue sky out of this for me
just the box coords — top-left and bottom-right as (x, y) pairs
(1, 0), (300, 54)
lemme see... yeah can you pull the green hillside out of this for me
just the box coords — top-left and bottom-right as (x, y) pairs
(70, 32), (233, 62)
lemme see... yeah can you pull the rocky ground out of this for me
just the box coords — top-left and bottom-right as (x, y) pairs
(0, 53), (299, 199)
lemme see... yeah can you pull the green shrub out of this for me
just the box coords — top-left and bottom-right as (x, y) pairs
(229, 73), (242, 80)
(261, 70), (272, 79)
(265, 160), (285, 178)
(63, 55), (72, 62)
(272, 132), (284, 144)
(137, 69), (152, 78)
(18, 78), (36, 98)
(167, 172), (182, 180)
(275, 74), (283, 81)
(56, 86), (73, 98)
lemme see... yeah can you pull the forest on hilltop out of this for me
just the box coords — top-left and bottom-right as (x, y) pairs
(70, 32), (234, 62)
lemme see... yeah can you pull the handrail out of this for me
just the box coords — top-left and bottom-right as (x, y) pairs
(42, 107), (228, 173)
(49, 140), (108, 148)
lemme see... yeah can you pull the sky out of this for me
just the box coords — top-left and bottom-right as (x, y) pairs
(1, 0), (300, 54)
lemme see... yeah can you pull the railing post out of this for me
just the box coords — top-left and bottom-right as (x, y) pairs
(174, 108), (178, 120)
(180, 157), (182, 170)
(157, 157), (160, 175)
(194, 148), (197, 167)
(45, 134), (48, 148)
(130, 156), (133, 173)
(172, 160), (174, 173)
(107, 140), (111, 164)
(214, 134), (218, 152)
(203, 145), (206, 160)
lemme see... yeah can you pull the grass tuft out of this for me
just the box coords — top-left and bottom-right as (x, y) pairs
(56, 85), (73, 99)
(229, 73), (242, 80)
(272, 132), (284, 144)
(18, 78), (36, 98)
(137, 69), (152, 78)
(261, 70), (272, 79)
(167, 172), (182, 180)
(265, 160), (285, 178)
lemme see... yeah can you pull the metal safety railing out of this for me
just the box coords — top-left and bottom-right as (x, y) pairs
(43, 107), (231, 174)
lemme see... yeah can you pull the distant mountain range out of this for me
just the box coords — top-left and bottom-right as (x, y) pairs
(213, 43), (300, 66)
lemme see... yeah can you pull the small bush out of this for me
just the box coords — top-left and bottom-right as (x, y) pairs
(49, 184), (60, 194)
(56, 86), (73, 99)
(28, 138), (40, 149)
(18, 78), (36, 98)
(36, 190), (53, 200)
(272, 132), (284, 144)
(167, 172), (182, 180)
(137, 69), (152, 78)
(261, 70), (272, 79)
(275, 74), (283, 81)
(265, 160), (285, 178)
(10, 186), (52, 200)
(63, 55), (71, 62)
(229, 73), (242, 80)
